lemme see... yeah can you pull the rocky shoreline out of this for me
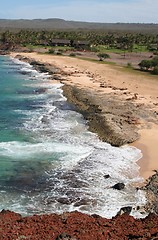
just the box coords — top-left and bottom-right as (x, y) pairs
(0, 210), (158, 239)
(2, 53), (157, 239)
(12, 54), (158, 213)
(15, 55), (158, 147)
(62, 84), (140, 147)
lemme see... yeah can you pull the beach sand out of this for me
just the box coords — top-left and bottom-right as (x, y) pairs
(10, 52), (158, 180)
(133, 124), (158, 179)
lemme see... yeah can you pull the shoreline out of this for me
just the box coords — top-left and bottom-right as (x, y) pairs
(9, 52), (158, 214)
(132, 124), (158, 179)
(10, 52), (158, 179)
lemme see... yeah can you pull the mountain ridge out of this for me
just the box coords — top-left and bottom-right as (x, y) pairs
(0, 18), (158, 33)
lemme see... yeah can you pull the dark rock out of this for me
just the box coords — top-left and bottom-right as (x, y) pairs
(117, 206), (132, 215)
(30, 61), (44, 66)
(1, 209), (10, 214)
(53, 75), (62, 80)
(57, 197), (73, 205)
(74, 198), (89, 207)
(112, 183), (125, 190)
(142, 171), (158, 215)
(56, 233), (76, 240)
(91, 214), (101, 219)
(41, 115), (48, 123)
(34, 88), (47, 94)
(104, 174), (110, 179)
(20, 71), (29, 75)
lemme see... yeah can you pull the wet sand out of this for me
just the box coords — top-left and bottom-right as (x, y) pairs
(10, 52), (158, 180)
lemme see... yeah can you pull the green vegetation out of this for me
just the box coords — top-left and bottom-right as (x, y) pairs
(94, 44), (149, 55)
(69, 53), (76, 57)
(48, 46), (74, 51)
(0, 28), (158, 77)
(0, 29), (158, 54)
(48, 48), (55, 54)
(126, 63), (133, 68)
(78, 57), (116, 65)
(56, 51), (63, 55)
(97, 53), (110, 61)
(153, 66), (158, 75)
(138, 56), (158, 74)
(133, 44), (148, 52)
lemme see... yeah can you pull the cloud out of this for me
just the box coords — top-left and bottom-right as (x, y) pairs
(2, 0), (158, 23)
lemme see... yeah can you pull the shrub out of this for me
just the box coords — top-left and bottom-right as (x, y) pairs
(151, 56), (158, 67)
(126, 62), (132, 68)
(138, 56), (158, 75)
(69, 53), (76, 57)
(97, 53), (110, 61)
(152, 66), (158, 75)
(48, 48), (55, 54)
(138, 59), (152, 70)
(90, 46), (98, 52)
(56, 51), (63, 55)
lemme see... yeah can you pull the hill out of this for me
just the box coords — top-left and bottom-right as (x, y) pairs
(0, 18), (158, 33)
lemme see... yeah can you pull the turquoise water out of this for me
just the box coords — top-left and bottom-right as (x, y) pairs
(0, 56), (147, 218)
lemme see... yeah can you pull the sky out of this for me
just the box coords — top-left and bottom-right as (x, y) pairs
(0, 0), (158, 23)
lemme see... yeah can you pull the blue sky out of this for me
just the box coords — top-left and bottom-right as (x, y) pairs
(0, 0), (157, 23)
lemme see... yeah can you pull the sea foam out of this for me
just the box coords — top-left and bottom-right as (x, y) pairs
(0, 56), (147, 218)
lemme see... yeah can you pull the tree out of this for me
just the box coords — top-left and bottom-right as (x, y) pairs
(117, 35), (134, 57)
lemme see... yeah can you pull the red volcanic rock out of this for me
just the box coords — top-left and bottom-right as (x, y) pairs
(0, 210), (158, 240)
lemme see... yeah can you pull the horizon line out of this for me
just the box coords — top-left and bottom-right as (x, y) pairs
(0, 18), (158, 25)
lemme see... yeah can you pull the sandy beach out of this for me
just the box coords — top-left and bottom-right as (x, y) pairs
(133, 124), (158, 179)
(11, 52), (158, 180)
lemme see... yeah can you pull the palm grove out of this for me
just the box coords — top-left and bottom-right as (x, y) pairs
(0, 29), (158, 74)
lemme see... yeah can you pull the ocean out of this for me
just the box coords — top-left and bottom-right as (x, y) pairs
(0, 55), (147, 218)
